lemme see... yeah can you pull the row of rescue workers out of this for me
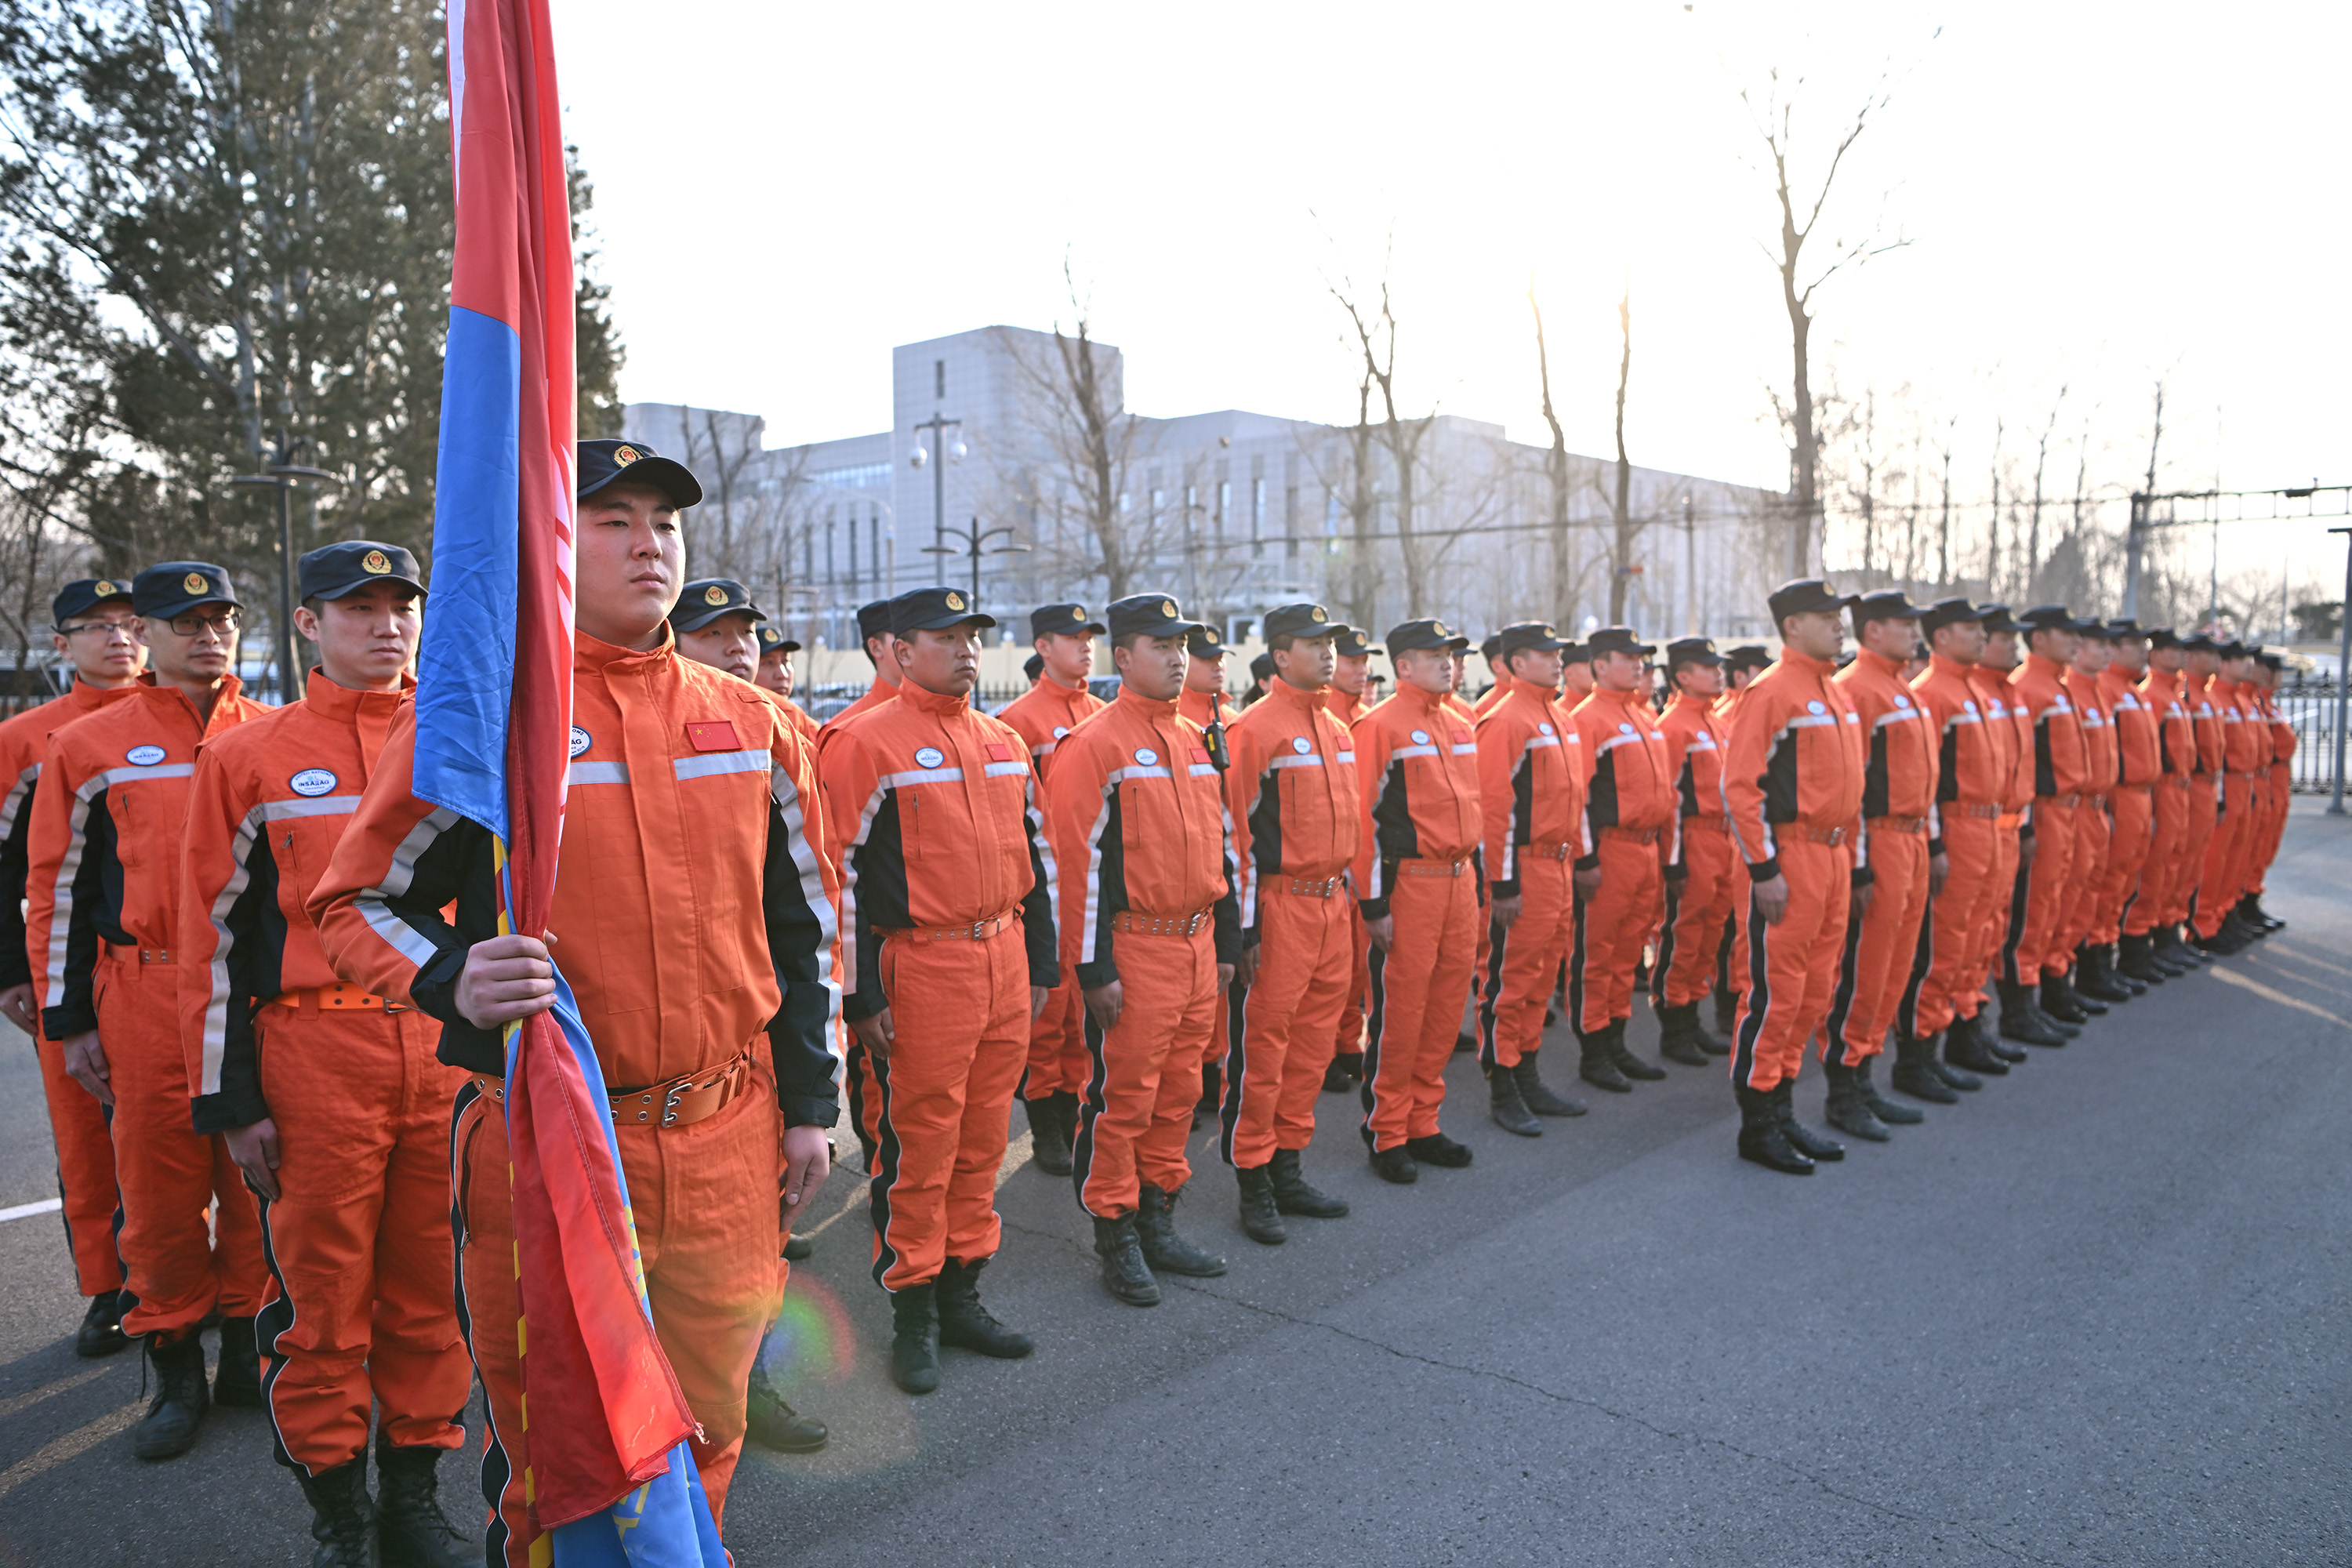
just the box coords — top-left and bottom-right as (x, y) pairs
(0, 437), (2296, 1567)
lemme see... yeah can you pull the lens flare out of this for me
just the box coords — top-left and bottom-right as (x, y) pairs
(760, 1272), (858, 1384)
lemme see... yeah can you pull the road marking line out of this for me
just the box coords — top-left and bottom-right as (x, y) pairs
(0, 1365), (111, 1422)
(0, 1397), (142, 1497)
(2268, 940), (2352, 978)
(0, 1200), (61, 1225)
(2210, 966), (2351, 1029)
(2244, 953), (2351, 998)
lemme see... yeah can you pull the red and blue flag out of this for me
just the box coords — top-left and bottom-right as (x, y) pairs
(418, 0), (723, 1559)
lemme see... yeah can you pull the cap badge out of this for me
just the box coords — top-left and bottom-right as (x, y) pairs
(1290, 736), (1312, 755)
(183, 572), (209, 596)
(1134, 747), (1159, 767)
(362, 550), (391, 575)
(614, 445), (640, 466)
(703, 585), (729, 606)
(915, 746), (946, 769)
(93, 580), (114, 597)
(568, 726), (591, 758)
(1433, 622), (1448, 636)
(1073, 606), (1088, 622)
(1160, 600), (1175, 619)
(1542, 626), (1557, 637)
(125, 744), (167, 767)
(945, 591), (965, 612)
(1203, 629), (1220, 644)
(1309, 606), (1327, 622)
(290, 768), (338, 797)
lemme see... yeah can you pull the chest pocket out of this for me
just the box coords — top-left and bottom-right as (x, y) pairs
(110, 771), (192, 876)
(271, 803), (360, 922)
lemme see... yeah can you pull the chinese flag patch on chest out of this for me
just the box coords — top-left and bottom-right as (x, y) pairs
(986, 742), (1014, 762)
(685, 720), (740, 752)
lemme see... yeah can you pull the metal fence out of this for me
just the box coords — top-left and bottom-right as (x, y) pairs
(2276, 681), (2347, 795)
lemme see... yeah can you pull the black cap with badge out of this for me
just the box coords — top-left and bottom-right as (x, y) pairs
(1479, 631), (1504, 662)
(1497, 620), (1566, 658)
(1106, 593), (1196, 641)
(132, 561), (239, 619)
(2105, 618), (2144, 640)
(2145, 627), (2181, 651)
(1386, 619), (1470, 655)
(1262, 601), (1346, 641)
(1977, 603), (2022, 635)
(1664, 636), (1725, 670)
(1031, 602), (1105, 641)
(1186, 622), (1225, 660)
(1587, 626), (1657, 659)
(855, 599), (894, 647)
(299, 541), (426, 603)
(52, 578), (133, 626)
(1920, 597), (1986, 635)
(2015, 604), (2078, 634)
(1724, 644), (1773, 675)
(755, 625), (800, 655)
(577, 438), (702, 509)
(890, 585), (996, 637)
(1767, 578), (1859, 622)
(1851, 590), (1926, 626)
(1334, 626), (1381, 658)
(670, 578), (768, 634)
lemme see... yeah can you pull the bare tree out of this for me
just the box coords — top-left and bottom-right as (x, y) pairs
(1933, 412), (1957, 587)
(1985, 416), (2005, 595)
(1744, 69), (1907, 577)
(1606, 282), (1642, 623)
(2021, 386), (2066, 600)
(1529, 284), (1580, 626)
(1002, 269), (1150, 601)
(1329, 260), (1437, 615)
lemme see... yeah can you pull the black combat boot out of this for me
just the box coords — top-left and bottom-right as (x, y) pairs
(131, 1330), (211, 1461)
(2101, 942), (2147, 996)
(1577, 1030), (1632, 1094)
(1694, 1005), (1733, 1055)
(2117, 932), (2171, 986)
(1235, 1164), (1287, 1244)
(1853, 1055), (1923, 1123)
(1735, 1084), (1813, 1175)
(1713, 987), (1739, 1039)
(935, 1257), (1033, 1359)
(376, 1435), (471, 1568)
(2194, 918), (2249, 956)
(2077, 945), (2136, 1003)
(887, 1283), (941, 1394)
(212, 1315), (263, 1408)
(1773, 1080), (1845, 1162)
(1889, 1031), (1959, 1103)
(1405, 1132), (1473, 1168)
(2048, 967), (2105, 1018)
(1023, 1097), (1073, 1177)
(1368, 1145), (1418, 1184)
(1487, 1067), (1541, 1137)
(1135, 1185), (1227, 1276)
(1998, 979), (2068, 1046)
(1943, 1013), (2008, 1076)
(783, 1233), (812, 1261)
(1511, 1051), (1587, 1116)
(1604, 1021), (1668, 1081)
(1091, 1215), (1161, 1308)
(2239, 893), (2283, 933)
(2155, 923), (2208, 966)
(1654, 1001), (1711, 1067)
(1966, 1008), (2027, 1062)
(1268, 1149), (1348, 1218)
(1822, 1059), (1892, 1142)
(296, 1457), (378, 1568)
(2220, 909), (2264, 949)
(74, 1290), (129, 1359)
(1322, 1051), (1363, 1092)
(746, 1328), (829, 1452)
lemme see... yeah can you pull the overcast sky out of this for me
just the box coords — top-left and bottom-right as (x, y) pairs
(553, 0), (2348, 593)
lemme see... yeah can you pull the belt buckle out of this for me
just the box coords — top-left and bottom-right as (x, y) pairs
(661, 1082), (687, 1127)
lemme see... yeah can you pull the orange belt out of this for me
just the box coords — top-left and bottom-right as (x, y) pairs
(1526, 840), (1577, 862)
(1109, 908), (1214, 937)
(103, 942), (172, 966)
(270, 985), (403, 1014)
(1953, 803), (2003, 819)
(1398, 856), (1472, 878)
(883, 913), (1014, 944)
(1267, 875), (1344, 898)
(472, 1047), (753, 1130)
(2041, 793), (2082, 810)
(1868, 815), (1929, 835)
(1683, 814), (1733, 833)
(1599, 824), (1663, 846)
(1786, 824), (1849, 847)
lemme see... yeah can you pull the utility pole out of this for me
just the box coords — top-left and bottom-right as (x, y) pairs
(2330, 526), (2350, 818)
(229, 431), (331, 703)
(907, 412), (964, 561)
(1681, 492), (1697, 635)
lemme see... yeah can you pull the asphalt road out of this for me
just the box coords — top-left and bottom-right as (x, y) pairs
(1, 805), (2346, 1566)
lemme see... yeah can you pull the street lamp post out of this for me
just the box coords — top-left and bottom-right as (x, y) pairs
(907, 413), (964, 557)
(1681, 492), (1697, 635)
(2328, 526), (2350, 818)
(230, 433), (332, 704)
(922, 517), (1030, 610)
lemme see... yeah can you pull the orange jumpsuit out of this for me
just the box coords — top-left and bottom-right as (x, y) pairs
(2252, 688), (2295, 897)
(1323, 687), (1373, 1070)
(1824, 648), (1938, 1065)
(1472, 673), (1514, 717)
(817, 672), (897, 757)
(2092, 666), (2160, 946)
(1350, 684), (1481, 1152)
(2176, 677), (2225, 931)
(1179, 685), (1237, 1093)
(1474, 687), (1588, 1072)
(1045, 689), (1239, 1216)
(1904, 655), (2013, 1037)
(176, 673), (470, 1477)
(0, 680), (136, 1300)
(24, 675), (271, 1342)
(822, 682), (1057, 1290)
(995, 677), (1106, 1102)
(2129, 667), (2195, 937)
(2008, 653), (2091, 983)
(1219, 681), (1360, 1170)
(310, 633), (842, 1548)
(2058, 668), (2118, 960)
(2193, 680), (2266, 938)
(1566, 686), (1672, 1036)
(1722, 648), (1865, 1093)
(1980, 670), (2034, 1002)
(1653, 691), (1734, 1010)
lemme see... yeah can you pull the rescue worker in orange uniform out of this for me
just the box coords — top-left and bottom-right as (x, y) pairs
(1472, 633), (1512, 716)
(1973, 605), (2059, 1052)
(310, 443), (842, 1555)
(2192, 641), (2269, 953)
(819, 599), (902, 746)
(1895, 599), (2013, 1097)
(1178, 622), (1236, 1117)
(1323, 624), (1380, 1093)
(2060, 624), (2138, 1007)
(24, 561), (273, 1457)
(1566, 627), (1675, 1090)
(662, 576), (832, 1457)
(1708, 645), (1773, 1035)
(2122, 629), (2200, 979)
(1650, 637), (1736, 1065)
(2002, 607), (2096, 1035)
(820, 586), (1057, 1395)
(1219, 601), (1360, 1243)
(1348, 619), (1482, 1184)
(1722, 579), (1866, 1176)
(1817, 591), (1940, 1142)
(1474, 621), (1591, 1137)
(0, 578), (143, 1358)
(2168, 633), (2227, 965)
(1047, 594), (1240, 1305)
(2241, 652), (2292, 933)
(2096, 620), (2169, 988)
(176, 542), (473, 1563)
(996, 602), (1107, 1178)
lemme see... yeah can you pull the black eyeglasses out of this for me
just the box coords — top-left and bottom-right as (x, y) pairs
(165, 610), (239, 637)
(59, 619), (140, 640)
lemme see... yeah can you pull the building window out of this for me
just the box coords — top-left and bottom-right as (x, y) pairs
(1252, 477), (1265, 543)
(848, 509), (858, 587)
(824, 506), (836, 584)
(935, 359), (946, 399)
(870, 514), (883, 595)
